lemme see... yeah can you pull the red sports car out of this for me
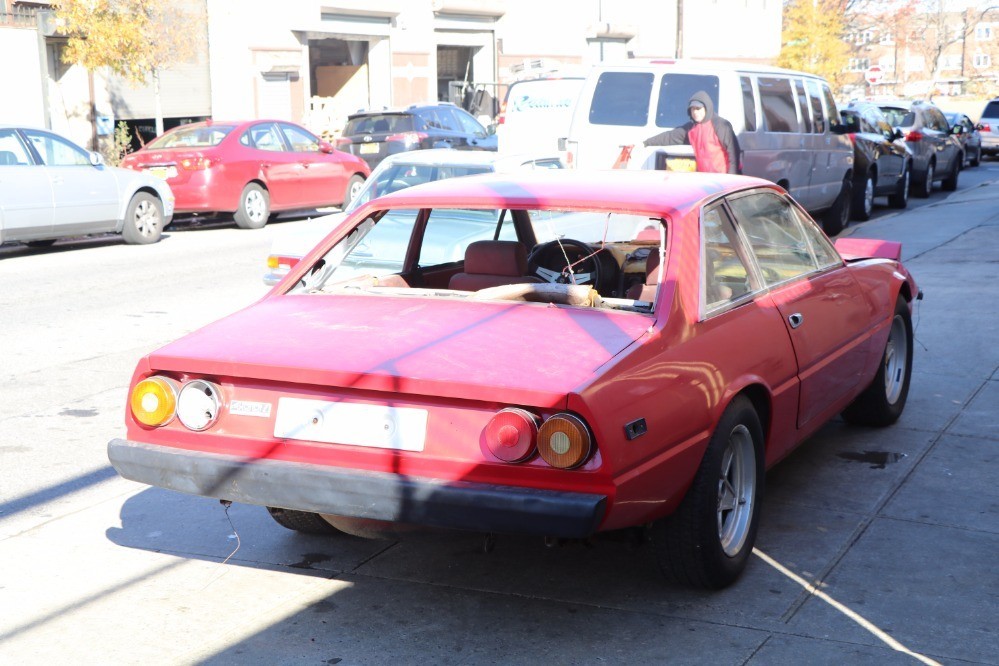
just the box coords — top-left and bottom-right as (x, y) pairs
(108, 170), (918, 588)
(121, 120), (370, 228)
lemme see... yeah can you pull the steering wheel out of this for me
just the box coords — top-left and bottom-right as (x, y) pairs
(527, 239), (603, 287)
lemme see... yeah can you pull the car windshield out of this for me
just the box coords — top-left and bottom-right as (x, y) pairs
(146, 125), (234, 149)
(289, 206), (665, 313)
(344, 114), (414, 135)
(346, 163), (493, 213)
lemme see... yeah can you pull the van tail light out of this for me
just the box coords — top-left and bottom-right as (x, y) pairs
(484, 408), (540, 462)
(179, 156), (217, 170)
(497, 101), (507, 125)
(386, 132), (427, 147)
(336, 137), (352, 148)
(981, 123), (991, 132)
(905, 130), (924, 142)
(537, 413), (593, 469)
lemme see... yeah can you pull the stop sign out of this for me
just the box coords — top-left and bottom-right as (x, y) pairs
(865, 65), (884, 85)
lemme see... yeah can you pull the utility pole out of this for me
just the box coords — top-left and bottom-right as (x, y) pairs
(675, 0), (683, 58)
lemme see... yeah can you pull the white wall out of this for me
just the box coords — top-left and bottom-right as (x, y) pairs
(0, 27), (46, 126)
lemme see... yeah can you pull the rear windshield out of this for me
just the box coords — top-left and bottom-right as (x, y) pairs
(344, 115), (414, 135)
(588, 72), (654, 126)
(655, 74), (719, 128)
(147, 125), (234, 149)
(880, 107), (914, 128)
(983, 101), (999, 118)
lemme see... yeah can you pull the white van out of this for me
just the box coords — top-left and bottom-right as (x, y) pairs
(562, 60), (855, 233)
(496, 77), (584, 155)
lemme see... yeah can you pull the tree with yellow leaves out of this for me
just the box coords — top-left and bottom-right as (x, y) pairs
(779, 0), (852, 89)
(55, 0), (196, 137)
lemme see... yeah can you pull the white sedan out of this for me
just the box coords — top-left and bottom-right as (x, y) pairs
(263, 149), (562, 285)
(0, 126), (175, 246)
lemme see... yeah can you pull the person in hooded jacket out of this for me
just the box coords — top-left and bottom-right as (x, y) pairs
(643, 91), (741, 174)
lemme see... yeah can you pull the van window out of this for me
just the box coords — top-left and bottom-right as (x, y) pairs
(821, 84), (840, 125)
(655, 74), (719, 128)
(758, 78), (799, 132)
(804, 80), (826, 133)
(589, 72), (654, 126)
(794, 80), (812, 133)
(740, 76), (757, 131)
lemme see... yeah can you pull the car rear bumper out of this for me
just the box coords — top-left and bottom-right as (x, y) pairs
(981, 134), (999, 154)
(108, 438), (607, 538)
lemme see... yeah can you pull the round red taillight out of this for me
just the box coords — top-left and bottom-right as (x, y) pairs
(538, 413), (592, 469)
(484, 408), (539, 463)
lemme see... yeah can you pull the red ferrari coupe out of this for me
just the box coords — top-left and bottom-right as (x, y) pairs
(108, 170), (918, 588)
(121, 120), (370, 228)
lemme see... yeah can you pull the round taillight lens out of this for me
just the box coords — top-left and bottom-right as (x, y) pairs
(538, 413), (592, 469)
(177, 380), (222, 431)
(484, 408), (539, 463)
(130, 376), (178, 427)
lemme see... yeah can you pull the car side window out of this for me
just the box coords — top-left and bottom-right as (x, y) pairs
(454, 109), (486, 137)
(927, 108), (948, 132)
(279, 123), (320, 152)
(728, 192), (835, 287)
(740, 76), (758, 132)
(419, 208), (504, 266)
(804, 79), (825, 133)
(434, 109), (460, 132)
(758, 77), (800, 133)
(22, 129), (91, 166)
(246, 123), (285, 152)
(0, 130), (33, 166)
(701, 204), (756, 316)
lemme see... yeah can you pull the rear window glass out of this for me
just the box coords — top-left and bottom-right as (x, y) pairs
(147, 125), (234, 149)
(344, 115), (414, 135)
(982, 101), (999, 118)
(880, 107), (913, 128)
(655, 74), (719, 128)
(589, 72), (654, 126)
(758, 78), (799, 133)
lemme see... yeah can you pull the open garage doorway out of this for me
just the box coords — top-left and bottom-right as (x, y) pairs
(307, 38), (370, 138)
(437, 45), (474, 102)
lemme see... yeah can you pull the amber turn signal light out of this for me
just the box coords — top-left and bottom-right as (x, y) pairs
(130, 376), (178, 427)
(538, 413), (592, 469)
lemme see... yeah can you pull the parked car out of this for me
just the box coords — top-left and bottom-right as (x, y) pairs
(496, 77), (584, 154)
(943, 112), (982, 168)
(840, 102), (913, 220)
(336, 103), (497, 169)
(263, 149), (563, 285)
(978, 97), (999, 158)
(562, 60), (855, 235)
(109, 169), (918, 590)
(121, 120), (370, 229)
(0, 125), (174, 246)
(876, 100), (962, 198)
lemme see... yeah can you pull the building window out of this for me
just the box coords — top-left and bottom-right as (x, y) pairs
(973, 53), (991, 68)
(848, 58), (870, 72)
(879, 57), (895, 72)
(937, 54), (961, 71)
(975, 24), (993, 40)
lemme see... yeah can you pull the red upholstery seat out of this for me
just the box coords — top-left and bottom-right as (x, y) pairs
(449, 241), (542, 291)
(626, 249), (661, 301)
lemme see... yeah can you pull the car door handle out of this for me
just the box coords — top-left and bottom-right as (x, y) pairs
(788, 313), (804, 329)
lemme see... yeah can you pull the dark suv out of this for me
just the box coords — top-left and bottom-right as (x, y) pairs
(840, 102), (913, 220)
(877, 100), (962, 197)
(337, 103), (497, 169)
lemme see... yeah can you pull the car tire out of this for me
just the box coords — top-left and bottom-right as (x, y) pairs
(234, 183), (270, 229)
(121, 192), (164, 245)
(650, 395), (764, 589)
(941, 155), (960, 191)
(913, 161), (934, 198)
(343, 174), (365, 209)
(821, 177), (852, 236)
(970, 147), (981, 167)
(842, 297), (913, 427)
(888, 163), (910, 209)
(850, 170), (874, 221)
(265, 507), (341, 535)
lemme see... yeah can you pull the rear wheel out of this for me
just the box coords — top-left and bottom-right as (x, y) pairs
(342, 174), (365, 209)
(650, 396), (764, 589)
(850, 171), (875, 221)
(266, 507), (340, 535)
(121, 192), (164, 244)
(821, 177), (852, 236)
(234, 183), (270, 229)
(913, 161), (934, 198)
(941, 155), (960, 191)
(888, 163), (910, 209)
(842, 298), (912, 427)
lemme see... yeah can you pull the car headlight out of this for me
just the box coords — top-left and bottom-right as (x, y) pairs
(130, 376), (178, 427)
(177, 380), (222, 431)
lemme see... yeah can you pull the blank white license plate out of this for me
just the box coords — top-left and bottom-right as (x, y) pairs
(359, 143), (379, 154)
(146, 166), (178, 180)
(273, 398), (427, 451)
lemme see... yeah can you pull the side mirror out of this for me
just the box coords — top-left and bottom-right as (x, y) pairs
(89, 151), (105, 166)
(319, 140), (335, 153)
(950, 125), (964, 135)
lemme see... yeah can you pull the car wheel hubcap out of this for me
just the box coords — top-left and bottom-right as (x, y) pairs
(717, 425), (756, 557)
(884, 314), (908, 405)
(245, 190), (266, 222)
(864, 177), (874, 215)
(134, 200), (160, 237)
(349, 180), (363, 201)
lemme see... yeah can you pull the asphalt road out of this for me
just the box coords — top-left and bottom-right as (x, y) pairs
(1, 161), (998, 664)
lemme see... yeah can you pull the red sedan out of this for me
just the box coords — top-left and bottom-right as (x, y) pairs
(121, 120), (370, 228)
(108, 170), (918, 588)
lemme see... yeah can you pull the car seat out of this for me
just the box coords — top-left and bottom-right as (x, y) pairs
(0, 150), (20, 165)
(449, 241), (543, 291)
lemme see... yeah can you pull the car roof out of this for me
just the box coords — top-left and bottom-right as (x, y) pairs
(370, 149), (559, 170)
(347, 103), (462, 119)
(361, 169), (775, 219)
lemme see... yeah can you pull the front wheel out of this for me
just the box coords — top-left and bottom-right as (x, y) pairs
(842, 297), (913, 427)
(913, 161), (934, 198)
(234, 183), (270, 229)
(342, 174), (365, 209)
(821, 177), (851, 236)
(850, 171), (874, 221)
(121, 192), (164, 244)
(941, 155), (960, 192)
(888, 164), (910, 209)
(650, 396), (764, 589)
